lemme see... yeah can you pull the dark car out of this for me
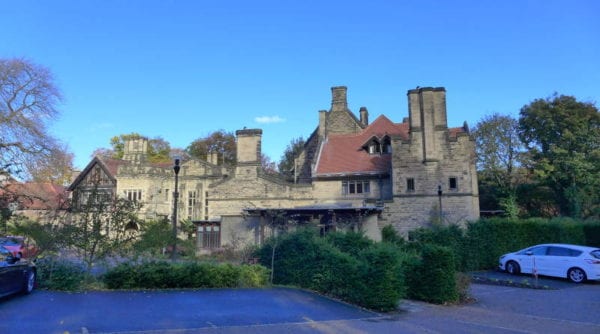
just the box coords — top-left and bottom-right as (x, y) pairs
(0, 246), (36, 298)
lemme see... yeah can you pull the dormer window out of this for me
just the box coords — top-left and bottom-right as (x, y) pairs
(363, 136), (391, 155)
(382, 136), (392, 154)
(369, 141), (380, 154)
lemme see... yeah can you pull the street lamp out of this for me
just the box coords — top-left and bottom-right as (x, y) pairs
(437, 185), (443, 223)
(171, 158), (181, 261)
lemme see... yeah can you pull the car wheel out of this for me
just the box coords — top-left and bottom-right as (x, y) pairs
(568, 268), (586, 283)
(23, 270), (36, 294)
(506, 261), (520, 275)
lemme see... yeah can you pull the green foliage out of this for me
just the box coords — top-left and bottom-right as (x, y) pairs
(473, 113), (525, 212)
(61, 184), (141, 273)
(36, 257), (86, 291)
(103, 261), (269, 290)
(7, 218), (61, 256)
(277, 136), (305, 180)
(409, 224), (464, 270)
(133, 219), (174, 256)
(518, 94), (600, 218)
(325, 230), (374, 256)
(410, 218), (600, 272)
(186, 130), (236, 165)
(109, 133), (172, 163)
(406, 244), (458, 304)
(254, 229), (407, 311)
(381, 224), (406, 247)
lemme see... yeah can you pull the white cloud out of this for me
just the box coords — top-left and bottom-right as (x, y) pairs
(254, 115), (286, 124)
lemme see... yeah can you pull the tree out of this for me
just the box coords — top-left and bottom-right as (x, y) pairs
(261, 154), (278, 175)
(187, 130), (236, 165)
(472, 114), (525, 216)
(0, 58), (64, 181)
(518, 94), (600, 218)
(278, 137), (305, 180)
(24, 142), (75, 185)
(61, 182), (141, 273)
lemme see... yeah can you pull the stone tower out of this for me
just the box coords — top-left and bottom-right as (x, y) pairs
(122, 137), (149, 164)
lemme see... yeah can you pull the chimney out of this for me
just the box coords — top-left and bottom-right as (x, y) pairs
(331, 86), (348, 112)
(122, 137), (148, 164)
(406, 87), (448, 162)
(235, 128), (262, 164)
(359, 106), (369, 126)
(318, 110), (327, 140)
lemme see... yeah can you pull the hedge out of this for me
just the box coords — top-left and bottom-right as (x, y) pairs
(255, 229), (409, 311)
(409, 217), (600, 271)
(406, 244), (458, 304)
(103, 261), (269, 289)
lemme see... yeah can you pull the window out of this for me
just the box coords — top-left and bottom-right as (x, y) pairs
(342, 181), (370, 195)
(382, 137), (391, 154)
(449, 177), (458, 190)
(188, 191), (197, 219)
(125, 189), (143, 202)
(197, 223), (220, 249)
(406, 178), (415, 192)
(547, 247), (582, 257)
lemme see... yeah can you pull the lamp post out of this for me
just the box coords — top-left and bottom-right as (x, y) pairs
(171, 158), (181, 261)
(437, 185), (443, 224)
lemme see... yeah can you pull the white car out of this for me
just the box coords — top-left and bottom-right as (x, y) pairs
(499, 243), (600, 283)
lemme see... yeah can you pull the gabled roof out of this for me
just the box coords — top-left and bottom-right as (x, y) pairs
(67, 156), (126, 191)
(314, 115), (408, 177)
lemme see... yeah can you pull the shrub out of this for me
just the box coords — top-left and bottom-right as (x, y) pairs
(103, 261), (269, 290)
(381, 224), (405, 246)
(254, 229), (407, 311)
(406, 244), (458, 304)
(325, 231), (374, 256)
(36, 257), (86, 291)
(354, 243), (407, 310)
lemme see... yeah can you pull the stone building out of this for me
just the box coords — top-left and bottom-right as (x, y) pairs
(69, 86), (479, 253)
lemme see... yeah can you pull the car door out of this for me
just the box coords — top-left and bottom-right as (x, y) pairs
(0, 247), (21, 295)
(515, 245), (548, 274)
(545, 246), (580, 277)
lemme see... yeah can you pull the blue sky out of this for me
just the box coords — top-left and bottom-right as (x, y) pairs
(2, 0), (599, 170)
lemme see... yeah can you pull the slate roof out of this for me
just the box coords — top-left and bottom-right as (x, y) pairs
(315, 115), (407, 177)
(314, 115), (467, 177)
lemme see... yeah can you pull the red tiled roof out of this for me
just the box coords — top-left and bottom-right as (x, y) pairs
(2, 182), (68, 210)
(315, 115), (408, 176)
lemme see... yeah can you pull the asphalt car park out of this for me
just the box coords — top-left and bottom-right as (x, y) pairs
(1, 280), (599, 334)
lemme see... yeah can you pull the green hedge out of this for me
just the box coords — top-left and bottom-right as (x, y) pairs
(255, 229), (408, 311)
(103, 261), (269, 289)
(406, 244), (458, 304)
(409, 217), (600, 271)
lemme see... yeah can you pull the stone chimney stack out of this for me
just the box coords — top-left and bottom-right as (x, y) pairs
(122, 137), (148, 164)
(331, 86), (348, 112)
(359, 106), (369, 126)
(235, 128), (262, 165)
(407, 87), (448, 162)
(318, 110), (328, 140)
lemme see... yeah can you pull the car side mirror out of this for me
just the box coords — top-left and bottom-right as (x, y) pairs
(5, 253), (19, 264)
(526, 251), (533, 256)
